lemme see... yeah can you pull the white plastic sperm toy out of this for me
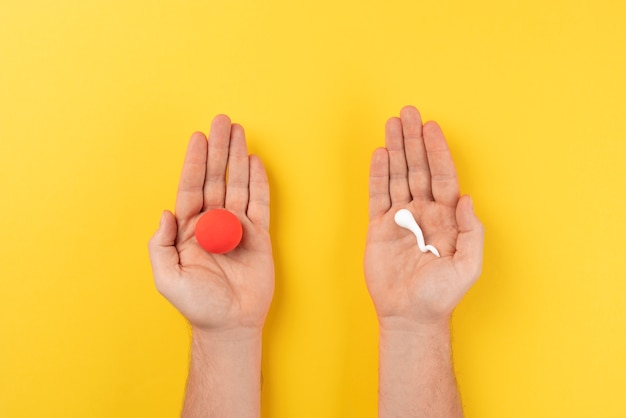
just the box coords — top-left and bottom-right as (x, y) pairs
(394, 209), (441, 257)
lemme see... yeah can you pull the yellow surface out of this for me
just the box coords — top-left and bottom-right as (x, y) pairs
(1, 0), (625, 416)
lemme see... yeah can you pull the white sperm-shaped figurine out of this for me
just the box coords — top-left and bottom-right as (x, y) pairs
(394, 209), (441, 257)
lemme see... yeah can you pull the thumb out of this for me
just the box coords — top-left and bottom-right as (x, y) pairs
(452, 195), (484, 284)
(148, 210), (180, 293)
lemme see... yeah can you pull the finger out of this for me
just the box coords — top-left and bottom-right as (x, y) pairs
(247, 155), (270, 230)
(452, 195), (484, 286)
(175, 132), (208, 221)
(203, 115), (232, 210)
(368, 147), (391, 220)
(225, 124), (250, 213)
(385, 117), (411, 205)
(148, 210), (180, 295)
(423, 121), (460, 207)
(400, 105), (432, 201)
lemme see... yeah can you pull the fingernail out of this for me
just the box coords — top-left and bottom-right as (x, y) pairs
(468, 196), (474, 211)
(160, 211), (166, 226)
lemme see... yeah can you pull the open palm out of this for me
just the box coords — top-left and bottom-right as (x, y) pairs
(364, 106), (483, 329)
(149, 115), (274, 332)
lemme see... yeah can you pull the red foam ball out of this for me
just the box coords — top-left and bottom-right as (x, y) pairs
(194, 209), (243, 254)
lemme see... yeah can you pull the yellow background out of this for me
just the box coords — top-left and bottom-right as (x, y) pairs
(1, 0), (625, 416)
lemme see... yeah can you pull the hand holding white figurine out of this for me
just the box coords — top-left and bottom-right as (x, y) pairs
(365, 105), (483, 327)
(364, 106), (484, 417)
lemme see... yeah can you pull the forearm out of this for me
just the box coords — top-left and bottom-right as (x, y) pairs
(182, 327), (263, 418)
(378, 319), (463, 418)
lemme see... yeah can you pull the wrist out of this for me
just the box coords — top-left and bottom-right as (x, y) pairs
(191, 325), (264, 344)
(378, 315), (451, 338)
(190, 325), (264, 361)
(183, 325), (264, 417)
(377, 316), (461, 417)
(189, 325), (263, 365)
